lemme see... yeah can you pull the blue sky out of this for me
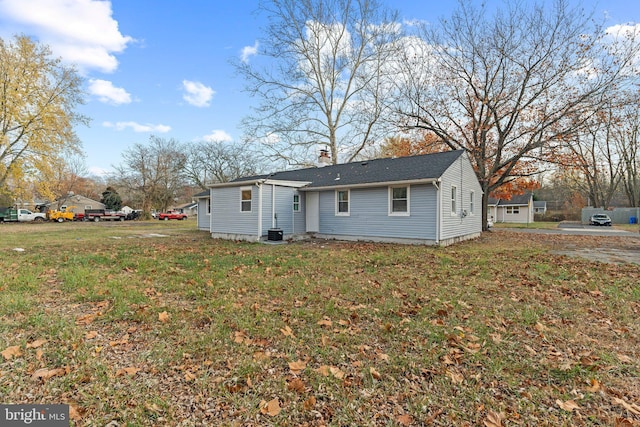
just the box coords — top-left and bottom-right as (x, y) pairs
(1, 0), (639, 176)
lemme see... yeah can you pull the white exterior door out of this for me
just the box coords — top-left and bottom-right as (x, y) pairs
(305, 192), (319, 232)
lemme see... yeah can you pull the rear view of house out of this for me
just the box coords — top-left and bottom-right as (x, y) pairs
(203, 150), (483, 246)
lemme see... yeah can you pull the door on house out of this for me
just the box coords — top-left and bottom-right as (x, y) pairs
(306, 192), (319, 232)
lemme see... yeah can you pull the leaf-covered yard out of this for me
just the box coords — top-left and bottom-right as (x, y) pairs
(1, 222), (639, 426)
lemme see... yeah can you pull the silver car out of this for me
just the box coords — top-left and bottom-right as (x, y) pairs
(589, 213), (612, 226)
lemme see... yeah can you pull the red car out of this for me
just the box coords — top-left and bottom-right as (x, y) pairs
(157, 211), (188, 220)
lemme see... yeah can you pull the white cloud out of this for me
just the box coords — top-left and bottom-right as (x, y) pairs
(241, 41), (259, 63)
(89, 79), (132, 105)
(103, 121), (171, 133)
(0, 0), (133, 73)
(88, 166), (109, 177)
(202, 130), (233, 143)
(182, 80), (214, 107)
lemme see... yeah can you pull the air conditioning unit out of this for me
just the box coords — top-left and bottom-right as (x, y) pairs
(267, 228), (283, 241)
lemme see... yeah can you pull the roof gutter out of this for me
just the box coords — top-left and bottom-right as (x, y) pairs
(299, 177), (440, 192)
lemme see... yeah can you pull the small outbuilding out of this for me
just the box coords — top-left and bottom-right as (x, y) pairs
(202, 150), (483, 246)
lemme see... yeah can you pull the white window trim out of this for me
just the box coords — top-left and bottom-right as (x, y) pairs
(506, 206), (520, 215)
(388, 185), (410, 216)
(240, 186), (252, 213)
(335, 189), (350, 216)
(469, 191), (475, 215)
(451, 185), (458, 216)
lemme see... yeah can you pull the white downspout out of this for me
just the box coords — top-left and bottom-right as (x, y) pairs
(433, 180), (441, 244)
(271, 184), (276, 228)
(257, 184), (263, 240)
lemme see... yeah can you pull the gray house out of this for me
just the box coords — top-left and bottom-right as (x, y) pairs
(203, 150), (483, 246)
(487, 193), (534, 224)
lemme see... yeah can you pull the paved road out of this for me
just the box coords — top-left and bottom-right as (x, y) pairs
(493, 223), (640, 238)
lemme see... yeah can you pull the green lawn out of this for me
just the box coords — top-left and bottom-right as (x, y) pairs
(1, 221), (639, 426)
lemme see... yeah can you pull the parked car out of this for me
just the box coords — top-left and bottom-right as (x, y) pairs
(157, 210), (188, 220)
(590, 213), (612, 226)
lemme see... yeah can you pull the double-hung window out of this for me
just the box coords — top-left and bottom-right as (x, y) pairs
(389, 186), (409, 215)
(241, 187), (252, 212)
(336, 190), (350, 215)
(469, 191), (475, 215)
(506, 206), (519, 215)
(451, 185), (457, 215)
(293, 194), (300, 212)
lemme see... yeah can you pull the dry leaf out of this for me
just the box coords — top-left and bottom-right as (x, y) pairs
(116, 367), (141, 377)
(617, 354), (633, 364)
(556, 399), (581, 412)
(184, 372), (196, 382)
(287, 378), (306, 393)
(446, 369), (464, 384)
(484, 410), (504, 427)
(612, 397), (640, 415)
(26, 339), (47, 349)
(85, 331), (98, 340)
(259, 398), (281, 417)
(280, 325), (294, 337)
(586, 378), (601, 393)
(397, 414), (413, 426)
(329, 366), (345, 379)
(1, 345), (22, 360)
(303, 396), (316, 411)
(158, 311), (169, 323)
(32, 367), (66, 380)
(317, 317), (332, 327)
(288, 360), (307, 374)
(35, 349), (44, 361)
(316, 365), (330, 376)
(369, 367), (382, 380)
(75, 313), (96, 325)
(69, 405), (82, 421)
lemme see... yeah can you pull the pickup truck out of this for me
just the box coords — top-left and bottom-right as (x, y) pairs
(0, 207), (47, 222)
(83, 209), (126, 222)
(157, 211), (188, 220)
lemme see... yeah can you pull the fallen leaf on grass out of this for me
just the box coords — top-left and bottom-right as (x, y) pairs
(259, 398), (281, 416)
(397, 414), (413, 426)
(158, 311), (169, 323)
(586, 379), (601, 393)
(556, 399), (581, 412)
(617, 354), (634, 364)
(612, 397), (640, 416)
(75, 314), (96, 325)
(184, 372), (196, 382)
(288, 360), (307, 374)
(280, 325), (295, 337)
(287, 378), (306, 393)
(116, 367), (141, 377)
(1, 345), (22, 360)
(85, 331), (98, 340)
(26, 339), (47, 349)
(484, 410), (504, 427)
(32, 367), (66, 380)
(369, 367), (381, 380)
(317, 317), (333, 327)
(303, 396), (316, 411)
(316, 365), (345, 379)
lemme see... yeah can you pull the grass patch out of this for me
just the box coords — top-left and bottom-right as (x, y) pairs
(0, 221), (639, 425)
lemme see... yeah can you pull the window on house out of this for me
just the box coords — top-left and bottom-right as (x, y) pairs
(293, 194), (300, 212)
(470, 191), (475, 214)
(241, 187), (252, 212)
(389, 186), (409, 215)
(507, 206), (520, 214)
(336, 190), (349, 215)
(206, 198), (211, 214)
(451, 186), (457, 214)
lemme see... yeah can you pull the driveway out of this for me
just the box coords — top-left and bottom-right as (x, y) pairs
(494, 222), (640, 238)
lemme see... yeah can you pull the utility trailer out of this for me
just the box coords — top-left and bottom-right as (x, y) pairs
(83, 209), (126, 222)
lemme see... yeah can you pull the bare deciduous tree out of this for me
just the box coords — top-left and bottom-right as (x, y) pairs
(235, 0), (401, 166)
(394, 0), (640, 229)
(183, 141), (265, 188)
(113, 136), (187, 216)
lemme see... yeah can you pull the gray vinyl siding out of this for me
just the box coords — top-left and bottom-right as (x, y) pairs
(211, 185), (259, 236)
(439, 154), (483, 240)
(196, 196), (210, 231)
(261, 186), (306, 236)
(317, 184), (437, 240)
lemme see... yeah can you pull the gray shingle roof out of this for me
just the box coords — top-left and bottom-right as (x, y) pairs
(488, 193), (533, 206)
(233, 150), (465, 188)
